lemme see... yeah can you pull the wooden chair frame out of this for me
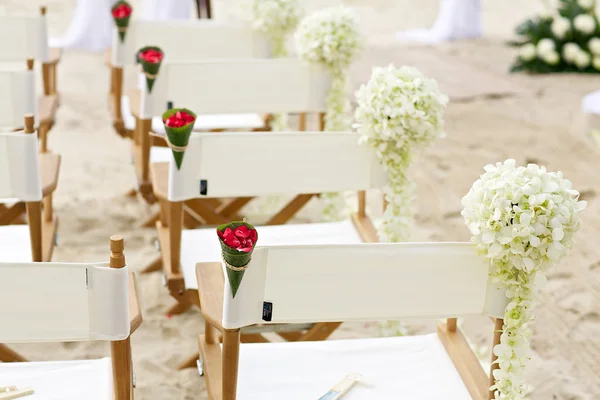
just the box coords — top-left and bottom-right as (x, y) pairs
(0, 235), (141, 400)
(163, 187), (379, 369)
(139, 112), (324, 274)
(196, 257), (504, 400)
(0, 115), (60, 363)
(0, 115), (59, 261)
(2, 9), (61, 152)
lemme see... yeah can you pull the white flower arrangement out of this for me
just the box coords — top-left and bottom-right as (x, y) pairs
(246, 0), (302, 57)
(578, 0), (596, 10)
(295, 6), (364, 221)
(574, 13), (596, 34)
(512, 0), (600, 73)
(551, 16), (571, 38)
(295, 6), (364, 131)
(355, 65), (448, 242)
(519, 43), (536, 61)
(462, 159), (586, 399)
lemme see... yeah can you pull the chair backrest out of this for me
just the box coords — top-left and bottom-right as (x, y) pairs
(222, 243), (508, 330)
(0, 9), (49, 62)
(0, 261), (130, 342)
(111, 20), (270, 67)
(0, 61), (37, 129)
(0, 128), (42, 202)
(167, 131), (386, 201)
(141, 58), (330, 118)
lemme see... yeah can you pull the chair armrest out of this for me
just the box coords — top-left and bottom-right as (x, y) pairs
(196, 262), (224, 332)
(45, 48), (62, 65)
(40, 153), (61, 198)
(129, 272), (143, 334)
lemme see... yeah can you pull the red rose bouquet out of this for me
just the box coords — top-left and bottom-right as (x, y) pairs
(217, 221), (258, 298)
(137, 46), (164, 93)
(162, 108), (196, 169)
(111, 0), (132, 42)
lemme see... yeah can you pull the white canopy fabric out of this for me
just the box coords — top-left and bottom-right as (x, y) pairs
(395, 0), (481, 44)
(49, 0), (194, 52)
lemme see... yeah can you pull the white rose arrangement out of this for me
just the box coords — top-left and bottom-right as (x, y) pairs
(295, 6), (364, 220)
(244, 0), (302, 131)
(355, 65), (448, 242)
(512, 0), (600, 73)
(462, 160), (586, 399)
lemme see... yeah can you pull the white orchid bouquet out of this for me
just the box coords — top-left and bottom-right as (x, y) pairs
(511, 0), (600, 73)
(462, 160), (586, 398)
(295, 6), (364, 131)
(355, 65), (448, 242)
(295, 6), (364, 221)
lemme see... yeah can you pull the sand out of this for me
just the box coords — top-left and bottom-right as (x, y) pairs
(3, 0), (600, 398)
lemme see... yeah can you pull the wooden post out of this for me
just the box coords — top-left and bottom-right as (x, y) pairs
(113, 67), (124, 122)
(488, 318), (503, 400)
(140, 118), (152, 183)
(109, 235), (133, 400)
(169, 201), (183, 275)
(318, 112), (325, 131)
(23, 115), (43, 262)
(446, 318), (457, 332)
(298, 113), (306, 131)
(357, 190), (366, 218)
(222, 329), (241, 400)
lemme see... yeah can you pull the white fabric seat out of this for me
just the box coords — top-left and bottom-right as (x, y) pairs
(181, 220), (363, 289)
(233, 334), (471, 399)
(0, 358), (112, 400)
(150, 146), (172, 163)
(0, 225), (32, 262)
(120, 96), (266, 133)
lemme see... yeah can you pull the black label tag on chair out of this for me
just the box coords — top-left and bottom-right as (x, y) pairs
(262, 302), (273, 322)
(199, 180), (208, 195)
(167, 101), (173, 110)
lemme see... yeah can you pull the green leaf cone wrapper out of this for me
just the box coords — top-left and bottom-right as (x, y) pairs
(137, 46), (163, 93)
(217, 221), (258, 298)
(162, 108), (196, 169)
(111, 0), (132, 42)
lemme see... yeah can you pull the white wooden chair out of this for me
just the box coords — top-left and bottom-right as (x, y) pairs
(136, 58), (329, 203)
(0, 107), (60, 263)
(108, 20), (271, 139)
(0, 6), (61, 153)
(197, 242), (508, 400)
(0, 235), (142, 400)
(153, 130), (385, 369)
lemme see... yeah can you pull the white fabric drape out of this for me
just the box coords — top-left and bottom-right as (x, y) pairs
(49, 0), (194, 52)
(395, 0), (482, 44)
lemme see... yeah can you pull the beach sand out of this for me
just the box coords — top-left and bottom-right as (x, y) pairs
(3, 0), (600, 398)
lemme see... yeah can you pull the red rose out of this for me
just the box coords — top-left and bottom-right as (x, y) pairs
(139, 49), (163, 64)
(112, 3), (132, 19)
(163, 110), (195, 128)
(218, 225), (257, 253)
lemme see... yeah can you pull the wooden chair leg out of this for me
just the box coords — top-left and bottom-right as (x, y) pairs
(141, 211), (160, 228)
(43, 194), (53, 222)
(222, 329), (241, 400)
(25, 201), (43, 262)
(266, 194), (316, 225)
(297, 322), (341, 341)
(0, 202), (26, 225)
(166, 300), (191, 315)
(141, 254), (162, 274)
(0, 344), (27, 362)
(38, 123), (49, 153)
(178, 352), (200, 370)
